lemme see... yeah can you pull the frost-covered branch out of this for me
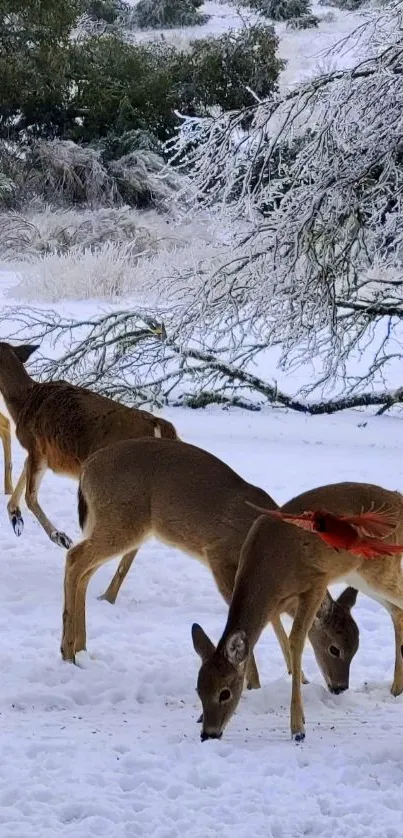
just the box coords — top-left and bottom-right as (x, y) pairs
(168, 0), (403, 395)
(3, 305), (403, 415)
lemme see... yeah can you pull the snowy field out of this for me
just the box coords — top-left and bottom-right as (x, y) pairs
(127, 1), (365, 82)
(1, 3), (402, 836)
(0, 400), (403, 837)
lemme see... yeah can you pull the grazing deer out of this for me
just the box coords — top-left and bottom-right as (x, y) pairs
(192, 481), (403, 743)
(60, 438), (359, 696)
(0, 410), (13, 495)
(0, 342), (177, 549)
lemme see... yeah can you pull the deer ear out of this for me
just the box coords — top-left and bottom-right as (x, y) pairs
(224, 631), (249, 668)
(12, 344), (40, 364)
(337, 587), (358, 611)
(192, 623), (215, 663)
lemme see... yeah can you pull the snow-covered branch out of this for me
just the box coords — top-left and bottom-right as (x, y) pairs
(168, 0), (403, 395)
(3, 305), (403, 415)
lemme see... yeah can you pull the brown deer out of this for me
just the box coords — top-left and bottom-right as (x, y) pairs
(192, 481), (403, 743)
(0, 342), (177, 549)
(0, 345), (40, 496)
(0, 410), (13, 495)
(60, 437), (359, 696)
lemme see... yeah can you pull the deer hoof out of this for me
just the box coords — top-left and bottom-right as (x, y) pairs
(10, 512), (24, 537)
(391, 681), (403, 697)
(197, 713), (203, 724)
(60, 645), (76, 664)
(97, 592), (116, 604)
(51, 531), (73, 550)
(293, 731), (306, 743)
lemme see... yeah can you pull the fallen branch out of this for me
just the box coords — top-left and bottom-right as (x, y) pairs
(2, 305), (403, 417)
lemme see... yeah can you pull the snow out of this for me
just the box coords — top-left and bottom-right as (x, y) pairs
(1, 5), (402, 835)
(0, 401), (403, 836)
(127, 2), (366, 84)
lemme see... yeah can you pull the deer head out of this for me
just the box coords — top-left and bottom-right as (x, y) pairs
(309, 587), (359, 694)
(192, 623), (248, 741)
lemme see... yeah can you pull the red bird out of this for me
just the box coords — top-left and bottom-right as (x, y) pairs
(246, 502), (403, 559)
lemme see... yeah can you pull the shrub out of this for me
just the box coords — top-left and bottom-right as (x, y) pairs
(68, 36), (182, 141)
(286, 13), (319, 27)
(84, 0), (130, 23)
(108, 149), (183, 210)
(100, 130), (163, 162)
(5, 207), (219, 302)
(0, 139), (183, 211)
(68, 27), (284, 142)
(252, 0), (310, 20)
(28, 140), (118, 207)
(180, 25), (284, 114)
(0, 173), (16, 208)
(0, 0), (83, 139)
(1, 6), (285, 146)
(318, 0), (366, 8)
(132, 0), (208, 29)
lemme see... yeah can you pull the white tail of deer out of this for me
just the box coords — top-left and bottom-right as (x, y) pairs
(0, 341), (177, 548)
(60, 438), (359, 697)
(193, 481), (403, 742)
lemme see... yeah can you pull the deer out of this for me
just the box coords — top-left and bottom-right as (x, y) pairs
(192, 480), (403, 743)
(0, 410), (13, 495)
(0, 342), (178, 550)
(59, 437), (360, 698)
(0, 345), (43, 496)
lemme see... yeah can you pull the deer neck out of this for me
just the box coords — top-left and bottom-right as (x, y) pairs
(220, 588), (268, 654)
(0, 364), (34, 422)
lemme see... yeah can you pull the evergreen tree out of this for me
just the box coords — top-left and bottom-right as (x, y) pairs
(0, 0), (83, 137)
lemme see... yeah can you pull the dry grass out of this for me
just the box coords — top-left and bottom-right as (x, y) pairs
(5, 205), (230, 302)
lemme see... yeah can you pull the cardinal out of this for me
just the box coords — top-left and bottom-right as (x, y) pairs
(245, 502), (403, 559)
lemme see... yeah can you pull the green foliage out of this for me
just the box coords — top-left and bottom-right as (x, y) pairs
(0, 172), (16, 208)
(0, 0), (83, 138)
(251, 0), (310, 20)
(132, 0), (208, 29)
(318, 0), (366, 8)
(180, 25), (284, 114)
(0, 2), (284, 146)
(68, 36), (182, 141)
(84, 0), (130, 23)
(68, 26), (283, 142)
(100, 130), (163, 162)
(286, 12), (319, 27)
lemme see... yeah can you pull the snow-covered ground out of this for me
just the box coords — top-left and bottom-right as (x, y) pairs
(127, 1), (365, 82)
(1, 5), (402, 835)
(0, 388), (403, 836)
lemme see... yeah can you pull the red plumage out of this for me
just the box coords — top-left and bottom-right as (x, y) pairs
(245, 502), (403, 559)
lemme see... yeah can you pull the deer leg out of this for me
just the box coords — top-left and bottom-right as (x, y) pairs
(98, 549), (138, 604)
(62, 540), (94, 662)
(75, 563), (105, 654)
(272, 617), (309, 685)
(0, 414), (13, 495)
(7, 460), (27, 536)
(64, 532), (144, 661)
(289, 581), (327, 741)
(387, 604), (403, 697)
(25, 453), (72, 549)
